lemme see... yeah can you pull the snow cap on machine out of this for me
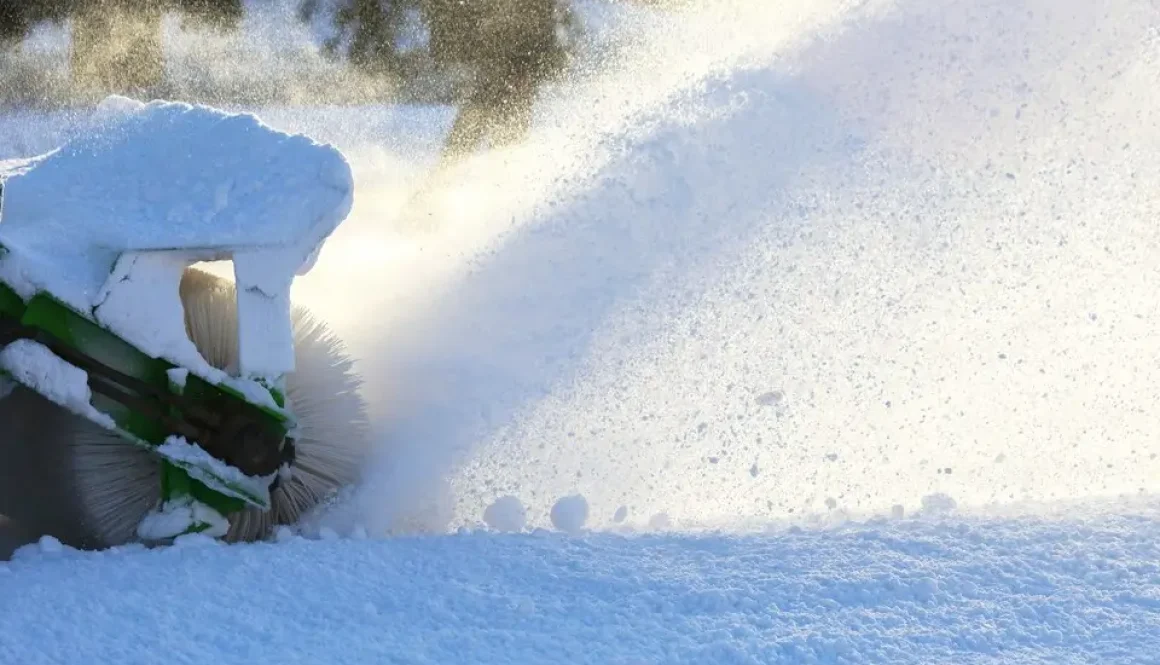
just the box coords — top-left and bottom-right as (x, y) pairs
(0, 96), (354, 385)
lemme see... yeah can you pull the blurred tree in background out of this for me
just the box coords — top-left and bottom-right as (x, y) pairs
(0, 0), (584, 157)
(301, 0), (580, 161)
(422, 0), (571, 160)
(299, 0), (423, 84)
(0, 0), (245, 101)
(0, 2), (70, 47)
(70, 0), (166, 100)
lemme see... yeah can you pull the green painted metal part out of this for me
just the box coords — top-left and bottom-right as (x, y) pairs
(0, 273), (292, 532)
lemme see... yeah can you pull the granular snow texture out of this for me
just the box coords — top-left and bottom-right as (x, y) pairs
(1, 509), (1158, 664)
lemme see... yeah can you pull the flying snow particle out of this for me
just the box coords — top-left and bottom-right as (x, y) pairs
(649, 512), (672, 529)
(550, 495), (589, 534)
(755, 390), (784, 406)
(483, 495), (527, 532)
(921, 493), (958, 515)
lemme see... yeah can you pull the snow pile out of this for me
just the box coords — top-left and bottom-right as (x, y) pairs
(0, 95), (354, 383)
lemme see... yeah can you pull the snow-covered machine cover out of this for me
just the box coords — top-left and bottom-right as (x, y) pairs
(0, 96), (355, 540)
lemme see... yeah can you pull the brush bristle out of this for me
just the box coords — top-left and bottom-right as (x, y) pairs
(4, 266), (372, 548)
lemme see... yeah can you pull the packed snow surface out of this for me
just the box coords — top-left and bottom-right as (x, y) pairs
(3, 504), (1160, 664)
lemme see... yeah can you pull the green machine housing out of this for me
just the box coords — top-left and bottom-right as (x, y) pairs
(0, 225), (296, 537)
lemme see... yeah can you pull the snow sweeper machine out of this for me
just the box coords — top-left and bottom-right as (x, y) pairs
(0, 98), (370, 550)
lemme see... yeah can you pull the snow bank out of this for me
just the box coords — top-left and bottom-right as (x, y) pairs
(0, 96), (353, 384)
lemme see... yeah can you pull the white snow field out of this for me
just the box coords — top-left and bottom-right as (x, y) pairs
(4, 0), (1160, 662)
(3, 507), (1159, 664)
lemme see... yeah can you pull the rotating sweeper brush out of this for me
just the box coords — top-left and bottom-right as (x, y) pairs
(0, 97), (371, 550)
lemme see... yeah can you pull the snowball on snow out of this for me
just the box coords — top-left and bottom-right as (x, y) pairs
(550, 495), (589, 534)
(483, 496), (527, 532)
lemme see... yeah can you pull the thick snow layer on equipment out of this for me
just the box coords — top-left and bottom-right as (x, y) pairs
(0, 339), (115, 429)
(157, 436), (276, 506)
(0, 96), (353, 381)
(136, 496), (230, 541)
